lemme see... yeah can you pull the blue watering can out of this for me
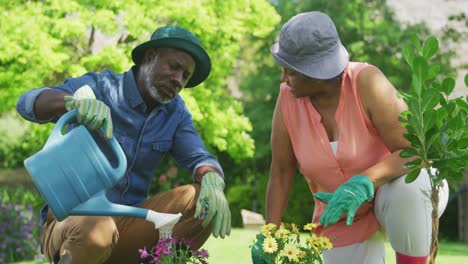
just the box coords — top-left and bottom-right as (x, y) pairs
(24, 110), (181, 231)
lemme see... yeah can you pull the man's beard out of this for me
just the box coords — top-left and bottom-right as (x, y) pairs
(140, 59), (172, 105)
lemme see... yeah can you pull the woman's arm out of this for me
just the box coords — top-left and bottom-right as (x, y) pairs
(266, 95), (298, 225)
(358, 65), (413, 188)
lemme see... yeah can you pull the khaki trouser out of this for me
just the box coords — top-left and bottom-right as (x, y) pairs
(40, 184), (212, 264)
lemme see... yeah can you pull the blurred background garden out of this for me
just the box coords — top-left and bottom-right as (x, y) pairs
(0, 0), (467, 263)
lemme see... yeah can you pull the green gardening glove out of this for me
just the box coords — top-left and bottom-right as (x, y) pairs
(194, 172), (231, 238)
(314, 174), (374, 227)
(64, 92), (113, 140)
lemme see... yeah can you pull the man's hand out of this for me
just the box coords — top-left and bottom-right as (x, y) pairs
(194, 172), (231, 238)
(314, 174), (374, 227)
(64, 85), (113, 140)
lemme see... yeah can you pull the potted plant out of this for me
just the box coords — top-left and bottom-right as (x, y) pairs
(399, 34), (468, 264)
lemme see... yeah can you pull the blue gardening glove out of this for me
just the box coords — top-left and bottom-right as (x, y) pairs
(64, 85), (113, 140)
(314, 174), (374, 227)
(194, 172), (231, 238)
(251, 234), (273, 264)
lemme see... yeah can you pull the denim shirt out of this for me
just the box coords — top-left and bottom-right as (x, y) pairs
(16, 67), (223, 227)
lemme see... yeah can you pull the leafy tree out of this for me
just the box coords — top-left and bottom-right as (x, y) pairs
(0, 0), (281, 166)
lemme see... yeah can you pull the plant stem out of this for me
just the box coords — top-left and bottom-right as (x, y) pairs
(428, 184), (440, 264)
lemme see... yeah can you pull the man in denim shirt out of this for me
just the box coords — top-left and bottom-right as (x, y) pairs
(16, 25), (231, 264)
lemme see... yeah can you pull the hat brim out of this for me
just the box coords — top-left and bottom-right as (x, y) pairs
(270, 42), (349, 80)
(132, 38), (211, 88)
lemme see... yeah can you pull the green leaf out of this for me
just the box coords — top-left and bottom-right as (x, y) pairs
(427, 65), (440, 80)
(408, 97), (421, 115)
(404, 133), (422, 148)
(405, 168), (421, 183)
(426, 127), (440, 150)
(455, 98), (468, 110)
(410, 34), (421, 51)
(402, 44), (415, 67)
(440, 131), (449, 146)
(400, 148), (419, 158)
(465, 73), (468, 87)
(404, 158), (422, 169)
(412, 56), (429, 94)
(422, 36), (438, 59)
(398, 115), (408, 123)
(408, 114), (424, 137)
(441, 77), (456, 96)
(423, 110), (437, 132)
(452, 171), (465, 182)
(421, 88), (441, 111)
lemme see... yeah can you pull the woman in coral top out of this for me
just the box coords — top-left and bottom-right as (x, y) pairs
(264, 11), (449, 264)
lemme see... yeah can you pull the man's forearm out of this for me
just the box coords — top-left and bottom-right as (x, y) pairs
(34, 90), (70, 120)
(194, 165), (223, 183)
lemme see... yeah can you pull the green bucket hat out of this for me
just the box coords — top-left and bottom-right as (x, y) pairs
(131, 25), (211, 88)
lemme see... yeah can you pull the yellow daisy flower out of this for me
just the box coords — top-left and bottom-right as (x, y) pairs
(275, 226), (290, 239)
(318, 236), (333, 250)
(291, 223), (300, 235)
(303, 223), (318, 231)
(262, 236), (278, 253)
(280, 243), (300, 262)
(261, 223), (277, 237)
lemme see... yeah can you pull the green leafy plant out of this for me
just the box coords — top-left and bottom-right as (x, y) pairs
(399, 35), (468, 264)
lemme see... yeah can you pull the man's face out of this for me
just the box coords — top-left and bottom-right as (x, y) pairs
(140, 47), (195, 104)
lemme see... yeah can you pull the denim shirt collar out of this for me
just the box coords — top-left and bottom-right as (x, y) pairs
(124, 66), (168, 113)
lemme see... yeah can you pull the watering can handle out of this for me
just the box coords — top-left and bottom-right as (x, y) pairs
(44, 110), (126, 174)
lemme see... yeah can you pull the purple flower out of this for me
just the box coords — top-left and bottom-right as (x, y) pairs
(138, 246), (149, 259)
(152, 255), (161, 262)
(195, 249), (209, 258)
(154, 244), (172, 256)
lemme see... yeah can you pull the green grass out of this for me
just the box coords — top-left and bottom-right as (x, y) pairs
(203, 228), (468, 264)
(13, 228), (468, 263)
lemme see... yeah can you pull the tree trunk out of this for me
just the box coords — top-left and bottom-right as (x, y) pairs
(459, 169), (468, 243)
(429, 186), (440, 264)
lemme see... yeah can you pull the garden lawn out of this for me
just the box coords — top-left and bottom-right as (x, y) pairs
(14, 228), (468, 263)
(203, 228), (468, 264)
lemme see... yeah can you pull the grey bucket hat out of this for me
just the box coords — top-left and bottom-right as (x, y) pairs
(271, 11), (349, 80)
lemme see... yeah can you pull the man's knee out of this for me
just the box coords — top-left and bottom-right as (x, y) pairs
(73, 216), (119, 249)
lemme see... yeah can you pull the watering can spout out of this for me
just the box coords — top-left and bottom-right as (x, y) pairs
(70, 191), (182, 231)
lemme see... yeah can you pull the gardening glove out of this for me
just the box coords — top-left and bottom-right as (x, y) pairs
(314, 174), (374, 227)
(251, 233), (273, 264)
(194, 172), (231, 238)
(64, 85), (113, 140)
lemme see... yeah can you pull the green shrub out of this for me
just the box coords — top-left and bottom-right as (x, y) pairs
(0, 185), (45, 213)
(227, 172), (314, 228)
(0, 111), (53, 169)
(226, 184), (254, 227)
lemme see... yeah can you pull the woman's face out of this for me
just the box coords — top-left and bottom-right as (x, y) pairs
(281, 67), (331, 98)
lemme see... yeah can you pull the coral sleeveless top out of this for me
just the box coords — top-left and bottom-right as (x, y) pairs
(279, 62), (391, 247)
